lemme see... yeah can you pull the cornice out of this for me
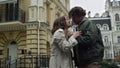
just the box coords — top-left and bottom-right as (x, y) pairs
(0, 21), (51, 34)
(54, 0), (68, 16)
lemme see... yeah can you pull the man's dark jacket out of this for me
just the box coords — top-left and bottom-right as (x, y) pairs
(73, 18), (104, 66)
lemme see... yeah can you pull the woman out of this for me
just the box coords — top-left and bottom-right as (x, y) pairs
(49, 16), (81, 68)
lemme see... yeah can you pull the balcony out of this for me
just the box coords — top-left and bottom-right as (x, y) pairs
(0, 8), (25, 23)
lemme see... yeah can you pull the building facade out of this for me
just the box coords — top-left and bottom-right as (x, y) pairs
(0, 0), (70, 67)
(105, 0), (120, 61)
(89, 17), (114, 60)
(89, 0), (120, 62)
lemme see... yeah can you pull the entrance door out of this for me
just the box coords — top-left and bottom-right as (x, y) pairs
(7, 41), (17, 68)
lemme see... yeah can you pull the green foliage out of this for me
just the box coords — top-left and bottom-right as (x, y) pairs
(100, 60), (120, 68)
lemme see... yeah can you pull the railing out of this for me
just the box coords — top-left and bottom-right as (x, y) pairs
(0, 8), (25, 23)
(0, 56), (17, 68)
(18, 55), (34, 68)
(0, 58), (6, 68)
(0, 55), (50, 68)
(36, 55), (50, 68)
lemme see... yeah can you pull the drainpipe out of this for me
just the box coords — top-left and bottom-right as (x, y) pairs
(37, 0), (43, 67)
(37, 21), (40, 68)
(37, 0), (40, 68)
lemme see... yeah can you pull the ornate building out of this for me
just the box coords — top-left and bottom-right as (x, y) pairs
(0, 0), (70, 67)
(105, 0), (120, 61)
(89, 17), (114, 60)
(89, 0), (120, 62)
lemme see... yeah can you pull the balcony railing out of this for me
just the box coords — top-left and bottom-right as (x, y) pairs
(0, 55), (50, 68)
(0, 8), (25, 23)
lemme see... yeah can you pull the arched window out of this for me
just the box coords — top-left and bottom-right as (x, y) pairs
(102, 24), (109, 30)
(104, 36), (109, 43)
(115, 13), (120, 21)
(96, 24), (101, 29)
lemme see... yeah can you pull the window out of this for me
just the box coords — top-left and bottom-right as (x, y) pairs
(30, 0), (37, 6)
(104, 50), (107, 58)
(119, 49), (120, 55)
(0, 50), (3, 55)
(118, 36), (120, 43)
(116, 25), (120, 31)
(96, 24), (101, 29)
(115, 13), (120, 21)
(104, 36), (109, 43)
(21, 49), (27, 54)
(103, 24), (109, 30)
(113, 1), (119, 7)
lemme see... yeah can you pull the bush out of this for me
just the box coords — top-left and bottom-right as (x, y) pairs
(100, 60), (119, 68)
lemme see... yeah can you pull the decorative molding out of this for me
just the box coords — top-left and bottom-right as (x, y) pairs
(0, 25), (26, 31)
(54, 0), (68, 15)
(44, 0), (52, 5)
(0, 21), (51, 34)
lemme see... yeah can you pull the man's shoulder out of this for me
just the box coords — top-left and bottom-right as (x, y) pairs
(84, 19), (92, 23)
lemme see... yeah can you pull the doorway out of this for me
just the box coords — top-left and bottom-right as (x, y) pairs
(7, 41), (18, 68)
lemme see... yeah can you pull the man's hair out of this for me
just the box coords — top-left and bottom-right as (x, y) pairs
(69, 6), (86, 18)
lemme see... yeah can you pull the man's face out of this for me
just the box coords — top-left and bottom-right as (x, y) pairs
(72, 16), (83, 25)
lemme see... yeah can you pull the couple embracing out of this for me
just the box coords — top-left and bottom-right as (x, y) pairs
(49, 6), (104, 68)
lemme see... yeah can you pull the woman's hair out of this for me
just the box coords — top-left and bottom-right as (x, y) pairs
(52, 16), (66, 35)
(69, 6), (86, 18)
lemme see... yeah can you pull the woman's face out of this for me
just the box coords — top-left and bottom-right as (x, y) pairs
(65, 17), (70, 28)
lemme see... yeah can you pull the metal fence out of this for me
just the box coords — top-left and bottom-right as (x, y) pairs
(0, 55), (50, 68)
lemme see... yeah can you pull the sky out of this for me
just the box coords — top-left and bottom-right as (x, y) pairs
(70, 0), (106, 17)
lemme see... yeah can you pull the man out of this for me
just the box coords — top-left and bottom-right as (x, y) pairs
(69, 6), (104, 68)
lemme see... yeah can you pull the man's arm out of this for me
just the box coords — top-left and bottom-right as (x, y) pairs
(76, 21), (98, 46)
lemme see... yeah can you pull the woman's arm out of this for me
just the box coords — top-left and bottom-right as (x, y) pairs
(53, 29), (78, 52)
